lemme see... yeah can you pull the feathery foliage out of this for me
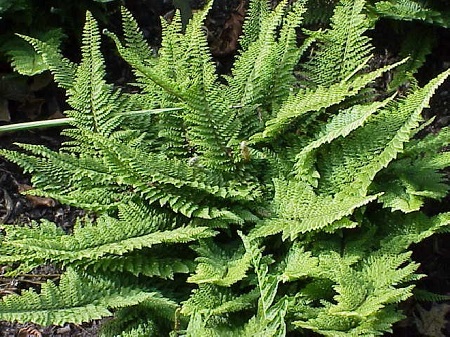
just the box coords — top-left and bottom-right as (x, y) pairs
(1, 0), (450, 336)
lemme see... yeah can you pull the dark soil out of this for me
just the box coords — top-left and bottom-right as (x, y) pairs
(1, 1), (450, 336)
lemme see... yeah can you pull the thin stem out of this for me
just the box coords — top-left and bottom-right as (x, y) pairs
(0, 108), (182, 134)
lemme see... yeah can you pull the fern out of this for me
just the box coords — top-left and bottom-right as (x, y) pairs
(302, 0), (373, 86)
(0, 268), (176, 326)
(0, 210), (215, 275)
(16, 33), (77, 89)
(1, 0), (450, 336)
(2, 29), (66, 76)
(369, 0), (447, 26)
(187, 239), (254, 286)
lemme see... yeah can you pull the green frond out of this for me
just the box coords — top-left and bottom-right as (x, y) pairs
(0, 268), (171, 326)
(388, 27), (435, 90)
(187, 239), (254, 286)
(230, 0), (289, 104)
(377, 211), (450, 253)
(269, 1), (310, 109)
(228, 0), (306, 136)
(241, 298), (288, 337)
(281, 245), (321, 282)
(100, 298), (178, 337)
(107, 29), (185, 99)
(0, 142), (127, 212)
(91, 250), (195, 279)
(294, 96), (395, 185)
(250, 178), (379, 240)
(182, 284), (225, 315)
(302, 0), (373, 86)
(209, 290), (259, 317)
(4, 29), (66, 76)
(404, 126), (450, 156)
(240, 0), (272, 51)
(183, 311), (243, 337)
(287, 246), (419, 336)
(66, 11), (129, 135)
(241, 235), (287, 337)
(251, 60), (405, 142)
(374, 152), (450, 212)
(182, 284), (257, 316)
(120, 7), (155, 63)
(177, 5), (243, 168)
(303, 0), (336, 25)
(414, 289), (450, 302)
(0, 216), (216, 272)
(316, 67), (450, 196)
(370, 0), (445, 25)
(18, 32), (76, 88)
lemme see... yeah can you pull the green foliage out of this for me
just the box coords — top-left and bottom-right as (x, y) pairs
(0, 267), (177, 326)
(1, 0), (450, 336)
(368, 0), (450, 26)
(2, 29), (65, 76)
(302, 0), (373, 87)
(0, 0), (122, 74)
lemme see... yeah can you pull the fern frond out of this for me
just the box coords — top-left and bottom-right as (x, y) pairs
(120, 7), (155, 63)
(229, 0), (289, 109)
(294, 95), (395, 185)
(371, 0), (445, 25)
(241, 235), (287, 337)
(91, 250), (195, 279)
(187, 239), (254, 286)
(388, 27), (435, 90)
(288, 247), (418, 336)
(302, 0), (373, 86)
(251, 60), (405, 142)
(18, 32), (76, 89)
(269, 1), (310, 109)
(226, 1), (313, 137)
(0, 268), (173, 326)
(404, 126), (450, 156)
(182, 284), (258, 316)
(250, 178), (379, 240)
(317, 67), (450, 196)
(377, 211), (450, 254)
(5, 29), (66, 76)
(374, 152), (450, 212)
(100, 298), (178, 337)
(0, 216), (216, 272)
(240, 0), (272, 51)
(0, 144), (112, 189)
(281, 245), (320, 282)
(66, 11), (129, 136)
(414, 289), (450, 302)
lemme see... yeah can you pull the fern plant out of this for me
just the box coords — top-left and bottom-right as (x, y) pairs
(1, 0), (450, 336)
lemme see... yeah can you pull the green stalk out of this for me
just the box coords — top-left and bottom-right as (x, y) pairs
(0, 108), (181, 134)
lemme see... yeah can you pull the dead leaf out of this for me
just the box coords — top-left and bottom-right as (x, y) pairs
(17, 327), (42, 337)
(414, 303), (450, 337)
(18, 184), (56, 208)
